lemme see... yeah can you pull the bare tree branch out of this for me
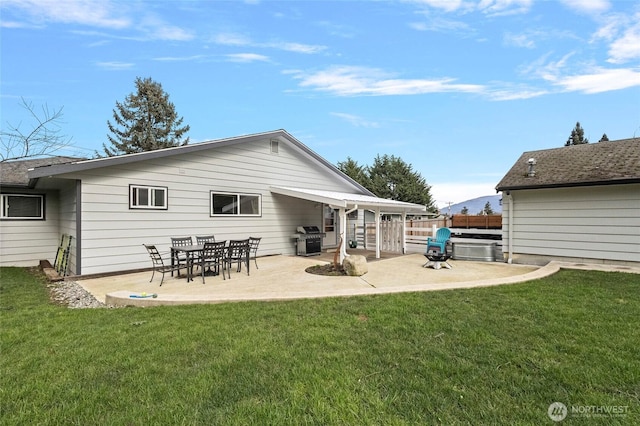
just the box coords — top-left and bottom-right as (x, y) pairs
(1, 97), (73, 162)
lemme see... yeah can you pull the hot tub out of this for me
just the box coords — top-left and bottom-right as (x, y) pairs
(452, 242), (496, 262)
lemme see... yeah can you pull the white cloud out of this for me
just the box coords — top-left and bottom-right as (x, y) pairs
(290, 66), (485, 96)
(591, 13), (624, 41)
(408, 0), (532, 15)
(520, 52), (575, 82)
(1, 0), (130, 29)
(590, 11), (640, 64)
(487, 86), (548, 101)
(270, 41), (326, 54)
(95, 61), (134, 70)
(554, 67), (640, 93)
(2, 0), (193, 41)
(477, 0), (533, 16)
(559, 0), (611, 14)
(225, 53), (270, 63)
(330, 112), (380, 128)
(0, 20), (36, 29)
(153, 55), (205, 62)
(214, 32), (252, 46)
(503, 31), (536, 48)
(213, 32), (326, 54)
(408, 18), (470, 33)
(607, 14), (640, 64)
(408, 0), (466, 13)
(146, 25), (194, 42)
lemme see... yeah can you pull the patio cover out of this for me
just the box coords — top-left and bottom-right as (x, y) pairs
(270, 186), (427, 214)
(270, 186), (427, 262)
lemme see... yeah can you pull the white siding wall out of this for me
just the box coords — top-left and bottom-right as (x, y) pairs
(502, 184), (640, 265)
(58, 180), (78, 274)
(55, 137), (360, 275)
(0, 189), (60, 267)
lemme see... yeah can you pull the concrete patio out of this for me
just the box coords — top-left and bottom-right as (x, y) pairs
(75, 253), (531, 306)
(75, 252), (640, 307)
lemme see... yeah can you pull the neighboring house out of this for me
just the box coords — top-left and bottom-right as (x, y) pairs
(0, 130), (425, 275)
(496, 137), (640, 266)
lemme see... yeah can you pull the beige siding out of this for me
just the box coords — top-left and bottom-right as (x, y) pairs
(0, 189), (60, 267)
(502, 184), (640, 265)
(51, 137), (359, 275)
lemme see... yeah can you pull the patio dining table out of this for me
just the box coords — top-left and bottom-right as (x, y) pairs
(170, 244), (204, 282)
(171, 240), (251, 282)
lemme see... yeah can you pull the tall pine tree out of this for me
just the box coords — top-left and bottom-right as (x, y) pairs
(101, 77), (190, 157)
(337, 154), (437, 212)
(565, 122), (589, 146)
(337, 157), (369, 188)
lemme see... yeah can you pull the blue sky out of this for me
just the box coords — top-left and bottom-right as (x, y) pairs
(2, 0), (639, 206)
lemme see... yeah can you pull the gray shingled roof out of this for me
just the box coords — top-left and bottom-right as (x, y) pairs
(0, 156), (84, 188)
(496, 138), (640, 191)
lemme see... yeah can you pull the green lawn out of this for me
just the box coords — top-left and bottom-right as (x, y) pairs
(1, 266), (639, 425)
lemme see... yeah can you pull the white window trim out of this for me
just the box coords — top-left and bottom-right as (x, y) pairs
(0, 194), (45, 220)
(129, 185), (168, 210)
(210, 191), (262, 217)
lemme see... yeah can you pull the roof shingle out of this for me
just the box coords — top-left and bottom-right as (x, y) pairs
(0, 156), (84, 188)
(495, 138), (640, 191)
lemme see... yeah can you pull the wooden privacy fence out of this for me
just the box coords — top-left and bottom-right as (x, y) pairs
(349, 216), (503, 254)
(451, 214), (502, 229)
(352, 219), (449, 254)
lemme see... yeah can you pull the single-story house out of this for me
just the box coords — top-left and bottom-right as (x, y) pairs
(496, 137), (640, 266)
(0, 130), (426, 276)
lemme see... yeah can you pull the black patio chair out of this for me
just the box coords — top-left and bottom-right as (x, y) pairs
(143, 244), (181, 286)
(248, 236), (261, 269)
(196, 235), (216, 245)
(171, 236), (193, 276)
(226, 239), (250, 277)
(200, 241), (228, 282)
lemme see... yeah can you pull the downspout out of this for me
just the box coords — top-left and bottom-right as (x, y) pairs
(75, 179), (82, 275)
(507, 191), (513, 264)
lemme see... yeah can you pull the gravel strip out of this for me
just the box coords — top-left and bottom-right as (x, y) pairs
(48, 280), (107, 309)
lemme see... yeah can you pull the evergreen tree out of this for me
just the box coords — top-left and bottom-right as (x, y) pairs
(565, 122), (589, 146)
(337, 157), (369, 188)
(101, 77), (190, 157)
(337, 154), (437, 212)
(599, 133), (609, 142)
(461, 206), (469, 214)
(366, 154), (436, 211)
(483, 201), (494, 215)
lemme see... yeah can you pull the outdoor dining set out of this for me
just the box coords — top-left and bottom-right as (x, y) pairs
(143, 236), (261, 285)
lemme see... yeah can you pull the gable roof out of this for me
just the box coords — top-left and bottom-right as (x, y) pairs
(25, 130), (374, 196)
(496, 138), (640, 191)
(0, 156), (85, 188)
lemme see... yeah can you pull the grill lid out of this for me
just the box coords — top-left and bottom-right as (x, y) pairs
(297, 225), (321, 234)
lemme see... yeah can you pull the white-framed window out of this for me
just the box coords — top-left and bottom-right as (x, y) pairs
(129, 185), (168, 210)
(0, 194), (44, 220)
(210, 191), (261, 217)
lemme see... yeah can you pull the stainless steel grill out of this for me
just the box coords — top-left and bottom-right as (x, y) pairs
(293, 226), (325, 256)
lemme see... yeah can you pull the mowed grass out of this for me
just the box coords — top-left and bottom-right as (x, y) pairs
(1, 266), (639, 425)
